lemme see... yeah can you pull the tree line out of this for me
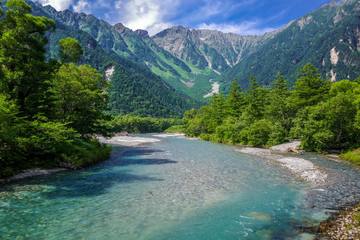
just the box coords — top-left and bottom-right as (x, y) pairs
(0, 0), (110, 178)
(184, 64), (360, 153)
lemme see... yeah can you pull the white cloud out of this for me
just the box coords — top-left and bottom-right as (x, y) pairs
(36, 0), (74, 11)
(197, 21), (277, 35)
(115, 0), (179, 35)
(73, 0), (90, 13)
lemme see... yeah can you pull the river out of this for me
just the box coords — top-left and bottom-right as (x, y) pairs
(1, 134), (360, 239)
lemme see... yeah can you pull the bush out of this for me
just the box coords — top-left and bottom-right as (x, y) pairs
(341, 149), (360, 166)
(165, 125), (184, 133)
(61, 140), (111, 168)
(109, 115), (182, 133)
(0, 95), (26, 178)
(246, 120), (273, 147)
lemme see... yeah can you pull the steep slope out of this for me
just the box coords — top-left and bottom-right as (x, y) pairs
(153, 27), (268, 72)
(39, 7), (216, 99)
(29, 2), (196, 117)
(223, 0), (360, 87)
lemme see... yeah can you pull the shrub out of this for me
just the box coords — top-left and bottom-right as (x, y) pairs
(341, 149), (360, 166)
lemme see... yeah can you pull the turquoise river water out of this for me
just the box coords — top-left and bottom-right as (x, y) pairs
(1, 135), (360, 240)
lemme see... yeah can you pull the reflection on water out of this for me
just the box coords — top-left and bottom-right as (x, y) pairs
(1, 135), (360, 240)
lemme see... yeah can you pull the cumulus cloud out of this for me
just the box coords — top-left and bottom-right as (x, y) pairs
(36, 0), (74, 11)
(197, 21), (277, 35)
(114, 0), (179, 35)
(73, 0), (90, 13)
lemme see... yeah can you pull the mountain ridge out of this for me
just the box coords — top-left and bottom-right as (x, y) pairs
(31, 0), (360, 100)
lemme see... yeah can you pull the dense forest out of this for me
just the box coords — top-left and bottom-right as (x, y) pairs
(0, 0), (110, 178)
(184, 64), (360, 155)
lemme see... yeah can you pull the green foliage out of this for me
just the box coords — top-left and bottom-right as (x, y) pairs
(341, 149), (360, 166)
(226, 81), (245, 117)
(59, 37), (83, 63)
(244, 120), (273, 147)
(185, 64), (360, 151)
(0, 94), (25, 177)
(165, 125), (184, 133)
(290, 64), (330, 109)
(0, 1), (111, 178)
(49, 63), (108, 135)
(108, 115), (182, 133)
(292, 81), (360, 151)
(0, 0), (55, 116)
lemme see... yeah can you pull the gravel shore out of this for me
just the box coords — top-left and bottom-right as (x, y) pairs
(317, 205), (360, 239)
(236, 147), (327, 184)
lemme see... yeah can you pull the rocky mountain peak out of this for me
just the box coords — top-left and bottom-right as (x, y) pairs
(135, 29), (149, 38)
(114, 23), (129, 33)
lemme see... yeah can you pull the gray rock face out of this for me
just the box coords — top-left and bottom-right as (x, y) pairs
(135, 29), (149, 38)
(152, 27), (271, 73)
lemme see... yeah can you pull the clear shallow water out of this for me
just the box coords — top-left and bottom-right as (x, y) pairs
(1, 135), (360, 240)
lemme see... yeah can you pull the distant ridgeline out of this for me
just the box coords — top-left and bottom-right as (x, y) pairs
(27, 0), (360, 111)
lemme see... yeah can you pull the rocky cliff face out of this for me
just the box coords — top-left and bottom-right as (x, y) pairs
(152, 27), (268, 74)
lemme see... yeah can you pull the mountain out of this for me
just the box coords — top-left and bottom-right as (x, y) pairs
(30, 0), (360, 104)
(153, 0), (360, 89)
(29, 1), (196, 117)
(153, 27), (269, 73)
(38, 6), (217, 99)
(222, 0), (360, 87)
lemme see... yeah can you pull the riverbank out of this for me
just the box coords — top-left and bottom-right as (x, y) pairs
(235, 141), (327, 185)
(0, 168), (67, 184)
(317, 205), (360, 239)
(232, 141), (360, 239)
(1, 135), (173, 184)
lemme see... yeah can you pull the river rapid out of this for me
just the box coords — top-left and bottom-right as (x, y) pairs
(1, 134), (360, 240)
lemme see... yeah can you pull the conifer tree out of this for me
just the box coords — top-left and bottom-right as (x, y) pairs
(0, 0), (55, 116)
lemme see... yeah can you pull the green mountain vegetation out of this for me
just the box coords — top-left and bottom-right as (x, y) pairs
(223, 0), (360, 88)
(153, 0), (360, 91)
(107, 115), (182, 134)
(0, 0), (111, 178)
(29, 1), (197, 117)
(38, 5), (217, 99)
(184, 64), (360, 153)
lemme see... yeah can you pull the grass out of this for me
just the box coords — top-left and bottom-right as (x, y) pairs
(165, 125), (184, 133)
(341, 148), (360, 166)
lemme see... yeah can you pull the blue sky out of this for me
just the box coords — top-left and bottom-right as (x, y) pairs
(36, 0), (331, 35)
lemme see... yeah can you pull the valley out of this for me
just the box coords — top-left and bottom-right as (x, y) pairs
(0, 0), (360, 239)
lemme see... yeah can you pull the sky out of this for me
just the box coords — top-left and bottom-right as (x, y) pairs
(35, 0), (331, 36)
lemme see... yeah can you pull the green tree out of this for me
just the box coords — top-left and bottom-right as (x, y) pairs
(49, 64), (108, 136)
(226, 81), (245, 117)
(242, 76), (268, 122)
(292, 81), (360, 151)
(244, 119), (273, 147)
(0, 94), (25, 177)
(0, 0), (55, 116)
(266, 73), (292, 134)
(59, 37), (83, 64)
(291, 64), (330, 109)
